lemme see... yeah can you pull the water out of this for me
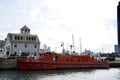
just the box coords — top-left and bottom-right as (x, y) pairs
(0, 68), (120, 80)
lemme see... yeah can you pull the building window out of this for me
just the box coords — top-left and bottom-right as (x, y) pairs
(23, 37), (25, 40)
(34, 52), (36, 56)
(25, 44), (27, 48)
(34, 37), (36, 41)
(32, 37), (36, 41)
(15, 36), (17, 40)
(14, 52), (17, 55)
(29, 37), (30, 40)
(6, 51), (9, 56)
(15, 36), (19, 40)
(0, 50), (2, 52)
(26, 37), (28, 40)
(18, 36), (20, 40)
(14, 44), (17, 47)
(34, 44), (37, 48)
(27, 52), (29, 56)
(21, 36), (23, 40)
(31, 37), (35, 41)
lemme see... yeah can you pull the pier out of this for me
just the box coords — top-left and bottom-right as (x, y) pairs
(0, 58), (17, 69)
(109, 61), (120, 67)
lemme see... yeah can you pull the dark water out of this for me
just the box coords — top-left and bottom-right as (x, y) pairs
(0, 68), (120, 80)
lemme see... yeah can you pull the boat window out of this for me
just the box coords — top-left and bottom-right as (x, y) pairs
(55, 56), (58, 61)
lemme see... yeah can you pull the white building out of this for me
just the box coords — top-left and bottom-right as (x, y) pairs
(4, 25), (40, 57)
(0, 40), (6, 57)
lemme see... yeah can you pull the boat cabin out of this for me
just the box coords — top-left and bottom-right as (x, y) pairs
(39, 52), (95, 62)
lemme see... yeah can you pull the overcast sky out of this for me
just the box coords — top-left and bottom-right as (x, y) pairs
(0, 0), (119, 53)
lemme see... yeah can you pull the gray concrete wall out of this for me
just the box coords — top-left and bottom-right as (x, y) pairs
(0, 58), (17, 69)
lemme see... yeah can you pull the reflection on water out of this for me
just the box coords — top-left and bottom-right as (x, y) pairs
(0, 70), (19, 80)
(0, 68), (120, 80)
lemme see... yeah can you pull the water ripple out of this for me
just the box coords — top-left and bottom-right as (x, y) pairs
(0, 68), (120, 80)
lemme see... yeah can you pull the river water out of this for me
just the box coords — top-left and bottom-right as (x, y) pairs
(0, 68), (120, 80)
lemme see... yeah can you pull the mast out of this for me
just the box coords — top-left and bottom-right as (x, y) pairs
(79, 37), (82, 54)
(61, 41), (64, 53)
(72, 34), (75, 53)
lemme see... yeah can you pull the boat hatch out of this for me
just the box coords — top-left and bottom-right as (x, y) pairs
(39, 53), (46, 57)
(53, 56), (58, 61)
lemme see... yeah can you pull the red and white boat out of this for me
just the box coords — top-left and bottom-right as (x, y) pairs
(18, 52), (109, 70)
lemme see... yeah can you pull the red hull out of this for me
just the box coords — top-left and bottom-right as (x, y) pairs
(18, 52), (109, 70)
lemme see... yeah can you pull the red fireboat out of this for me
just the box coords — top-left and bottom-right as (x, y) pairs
(18, 52), (109, 70)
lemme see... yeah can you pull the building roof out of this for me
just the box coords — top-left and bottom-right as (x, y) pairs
(0, 40), (5, 48)
(7, 33), (40, 44)
(20, 25), (30, 30)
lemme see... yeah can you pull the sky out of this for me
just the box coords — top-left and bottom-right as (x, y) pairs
(0, 0), (119, 53)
